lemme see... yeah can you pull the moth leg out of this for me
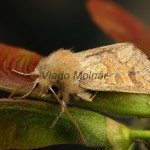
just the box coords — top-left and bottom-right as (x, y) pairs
(91, 91), (98, 100)
(49, 91), (69, 128)
(13, 82), (39, 98)
(49, 100), (66, 128)
(49, 87), (88, 145)
(77, 91), (98, 102)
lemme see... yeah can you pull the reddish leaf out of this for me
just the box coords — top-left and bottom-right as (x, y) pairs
(0, 44), (43, 92)
(87, 0), (150, 57)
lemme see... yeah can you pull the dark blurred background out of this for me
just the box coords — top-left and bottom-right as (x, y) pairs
(0, 1), (150, 150)
(0, 0), (150, 56)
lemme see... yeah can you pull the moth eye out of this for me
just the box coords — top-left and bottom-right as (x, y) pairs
(51, 85), (59, 94)
(47, 85), (59, 94)
(47, 88), (52, 94)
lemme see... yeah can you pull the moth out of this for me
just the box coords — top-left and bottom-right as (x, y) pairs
(10, 42), (150, 145)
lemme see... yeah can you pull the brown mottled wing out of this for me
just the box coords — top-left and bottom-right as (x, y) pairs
(76, 43), (150, 93)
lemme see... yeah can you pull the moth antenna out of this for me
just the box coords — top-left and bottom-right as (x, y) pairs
(9, 81), (38, 98)
(12, 69), (37, 76)
(49, 87), (88, 146)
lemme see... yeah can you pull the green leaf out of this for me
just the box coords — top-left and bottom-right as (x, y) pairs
(0, 98), (132, 149)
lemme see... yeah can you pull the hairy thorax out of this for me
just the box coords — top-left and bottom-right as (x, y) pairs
(35, 49), (85, 95)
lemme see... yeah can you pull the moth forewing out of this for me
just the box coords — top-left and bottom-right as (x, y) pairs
(77, 43), (150, 94)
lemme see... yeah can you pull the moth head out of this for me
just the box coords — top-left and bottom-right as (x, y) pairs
(37, 78), (52, 97)
(10, 69), (55, 98)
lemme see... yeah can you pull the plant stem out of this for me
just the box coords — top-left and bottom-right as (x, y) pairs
(130, 130), (150, 140)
